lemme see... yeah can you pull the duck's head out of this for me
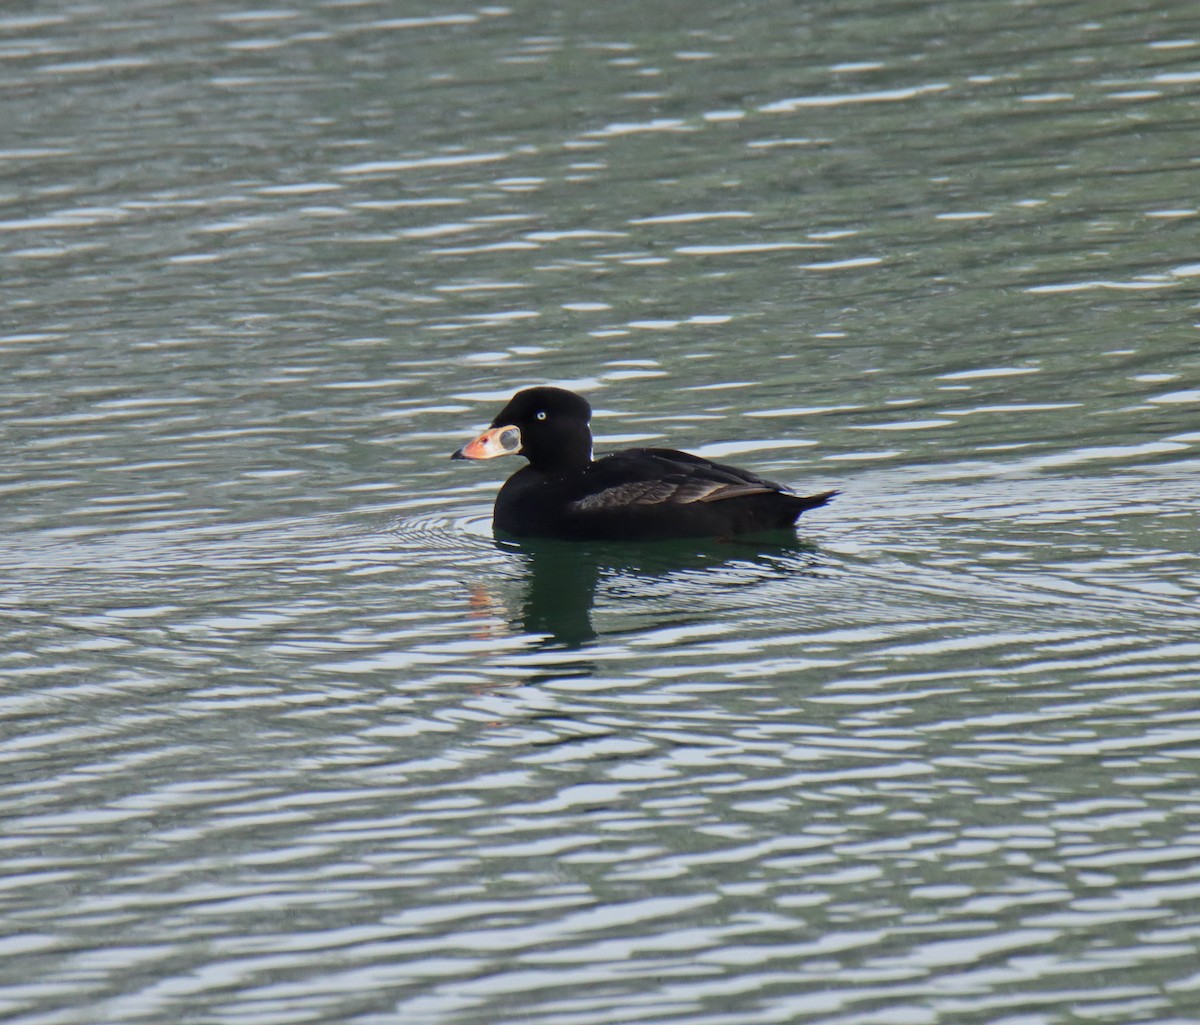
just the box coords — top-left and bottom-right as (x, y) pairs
(452, 386), (594, 472)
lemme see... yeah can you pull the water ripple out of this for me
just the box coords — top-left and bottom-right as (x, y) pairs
(5, 0), (1200, 1022)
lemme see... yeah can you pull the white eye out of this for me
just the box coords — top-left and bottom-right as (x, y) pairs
(535, 411), (547, 421)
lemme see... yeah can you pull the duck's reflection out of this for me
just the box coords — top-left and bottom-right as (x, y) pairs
(490, 531), (827, 650)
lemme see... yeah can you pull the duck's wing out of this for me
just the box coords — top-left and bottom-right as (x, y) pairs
(571, 448), (790, 512)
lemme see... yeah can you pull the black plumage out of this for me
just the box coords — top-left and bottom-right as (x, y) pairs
(452, 387), (836, 541)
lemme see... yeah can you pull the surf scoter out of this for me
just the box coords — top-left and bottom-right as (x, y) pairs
(452, 386), (837, 541)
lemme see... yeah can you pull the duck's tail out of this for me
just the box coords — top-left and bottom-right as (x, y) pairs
(790, 489), (839, 519)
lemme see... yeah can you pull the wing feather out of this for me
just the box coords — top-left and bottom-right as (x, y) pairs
(567, 448), (795, 514)
(572, 476), (774, 511)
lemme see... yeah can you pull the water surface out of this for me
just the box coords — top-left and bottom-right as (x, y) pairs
(3, 1), (1200, 1023)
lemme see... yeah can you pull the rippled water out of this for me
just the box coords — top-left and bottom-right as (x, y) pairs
(4, 1), (1200, 1023)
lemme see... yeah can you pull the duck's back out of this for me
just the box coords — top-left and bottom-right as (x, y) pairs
(494, 447), (835, 541)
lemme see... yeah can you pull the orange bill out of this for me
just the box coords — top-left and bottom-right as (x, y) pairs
(451, 425), (522, 460)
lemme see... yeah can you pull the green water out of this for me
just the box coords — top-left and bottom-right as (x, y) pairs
(3, 1), (1200, 1023)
